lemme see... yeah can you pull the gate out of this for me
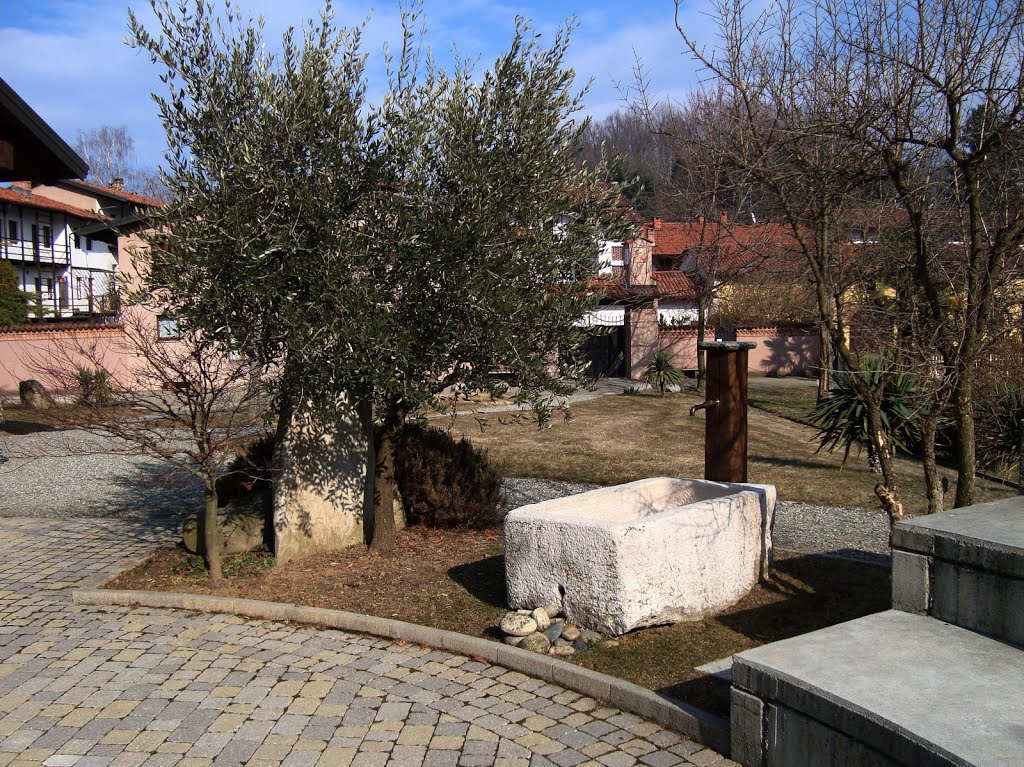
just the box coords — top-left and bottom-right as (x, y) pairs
(581, 325), (625, 378)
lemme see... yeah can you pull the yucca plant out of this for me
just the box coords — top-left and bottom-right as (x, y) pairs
(810, 354), (920, 471)
(642, 350), (686, 397)
(977, 383), (1024, 493)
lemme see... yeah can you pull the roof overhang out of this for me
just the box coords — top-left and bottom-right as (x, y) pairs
(0, 77), (88, 182)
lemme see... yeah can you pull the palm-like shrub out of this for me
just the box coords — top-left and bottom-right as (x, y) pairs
(977, 383), (1024, 489)
(642, 350), (685, 397)
(810, 354), (920, 470)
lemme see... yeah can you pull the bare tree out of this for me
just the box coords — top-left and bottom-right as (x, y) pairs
(673, 0), (1024, 517)
(837, 0), (1024, 508)
(74, 125), (168, 200)
(673, 0), (908, 526)
(27, 309), (268, 581)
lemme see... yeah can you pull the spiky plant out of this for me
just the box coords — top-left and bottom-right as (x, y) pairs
(642, 350), (686, 397)
(810, 354), (920, 470)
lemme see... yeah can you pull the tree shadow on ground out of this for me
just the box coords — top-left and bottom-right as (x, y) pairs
(0, 416), (60, 435)
(448, 553), (507, 609)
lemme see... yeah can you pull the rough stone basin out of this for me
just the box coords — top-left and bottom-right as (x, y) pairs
(504, 477), (776, 636)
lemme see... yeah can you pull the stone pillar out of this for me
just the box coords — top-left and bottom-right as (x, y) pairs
(273, 393), (374, 565)
(624, 235), (659, 380)
(626, 303), (659, 380)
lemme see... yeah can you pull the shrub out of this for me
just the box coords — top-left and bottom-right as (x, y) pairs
(641, 350), (685, 396)
(216, 432), (275, 505)
(809, 353), (920, 469)
(394, 423), (504, 529)
(0, 261), (28, 326)
(74, 367), (113, 404)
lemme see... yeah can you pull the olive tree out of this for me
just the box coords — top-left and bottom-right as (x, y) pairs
(130, 0), (627, 554)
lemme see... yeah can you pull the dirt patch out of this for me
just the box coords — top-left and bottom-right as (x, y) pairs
(105, 527), (508, 640)
(107, 529), (888, 718)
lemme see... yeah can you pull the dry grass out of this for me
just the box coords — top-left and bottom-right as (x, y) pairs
(452, 389), (1012, 516)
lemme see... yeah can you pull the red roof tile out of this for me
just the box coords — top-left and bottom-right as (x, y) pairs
(0, 186), (106, 221)
(645, 220), (804, 274)
(66, 179), (164, 208)
(594, 271), (697, 301)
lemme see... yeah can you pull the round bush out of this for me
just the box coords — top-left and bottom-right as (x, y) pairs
(394, 423), (504, 529)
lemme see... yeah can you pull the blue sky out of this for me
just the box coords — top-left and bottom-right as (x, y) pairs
(0, 0), (719, 174)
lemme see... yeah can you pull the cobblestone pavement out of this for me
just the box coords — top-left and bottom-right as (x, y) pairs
(0, 516), (731, 767)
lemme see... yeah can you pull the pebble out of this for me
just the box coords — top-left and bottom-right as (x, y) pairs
(519, 633), (551, 654)
(603, 640), (620, 648)
(561, 624), (581, 642)
(530, 607), (551, 631)
(580, 628), (603, 643)
(500, 612), (538, 637)
(572, 638), (589, 653)
(549, 645), (575, 657)
(553, 637), (571, 647)
(543, 622), (564, 643)
(503, 635), (525, 647)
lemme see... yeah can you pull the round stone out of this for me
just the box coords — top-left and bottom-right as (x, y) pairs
(580, 629), (603, 644)
(549, 644), (575, 657)
(501, 612), (538, 637)
(541, 603), (562, 619)
(572, 638), (589, 653)
(519, 633), (551, 654)
(530, 607), (551, 632)
(543, 622), (564, 643)
(561, 624), (581, 642)
(504, 635), (525, 646)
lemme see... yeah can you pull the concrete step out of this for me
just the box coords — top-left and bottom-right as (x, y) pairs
(731, 609), (1024, 766)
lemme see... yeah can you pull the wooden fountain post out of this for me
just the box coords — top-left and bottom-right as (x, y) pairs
(689, 341), (757, 483)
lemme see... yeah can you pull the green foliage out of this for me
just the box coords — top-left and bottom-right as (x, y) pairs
(216, 433), (275, 506)
(394, 423), (504, 529)
(74, 367), (113, 404)
(0, 261), (28, 326)
(641, 350), (685, 396)
(809, 355), (920, 467)
(130, 0), (631, 424)
(977, 383), (1024, 475)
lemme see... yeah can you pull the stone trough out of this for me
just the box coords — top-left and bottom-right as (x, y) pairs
(504, 477), (776, 636)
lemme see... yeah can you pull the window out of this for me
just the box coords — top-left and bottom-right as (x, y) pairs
(610, 245), (624, 264)
(74, 234), (81, 249)
(7, 220), (17, 241)
(31, 224), (38, 255)
(41, 225), (51, 246)
(157, 315), (180, 340)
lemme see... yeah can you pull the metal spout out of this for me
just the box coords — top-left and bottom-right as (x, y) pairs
(689, 399), (719, 417)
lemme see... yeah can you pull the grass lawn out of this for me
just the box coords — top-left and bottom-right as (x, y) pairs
(452, 388), (1011, 516)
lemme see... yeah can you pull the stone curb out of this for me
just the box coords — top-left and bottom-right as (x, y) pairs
(73, 587), (730, 755)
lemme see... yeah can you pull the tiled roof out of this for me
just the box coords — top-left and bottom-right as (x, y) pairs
(66, 179), (164, 208)
(646, 220), (804, 273)
(595, 271), (696, 301)
(0, 186), (106, 221)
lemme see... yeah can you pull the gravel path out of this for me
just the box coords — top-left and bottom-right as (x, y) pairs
(1, 430), (891, 563)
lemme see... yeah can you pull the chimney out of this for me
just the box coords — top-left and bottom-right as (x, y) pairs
(653, 217), (662, 230)
(109, 178), (124, 191)
(625, 239), (654, 287)
(720, 212), (728, 223)
(698, 215), (705, 225)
